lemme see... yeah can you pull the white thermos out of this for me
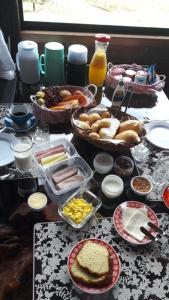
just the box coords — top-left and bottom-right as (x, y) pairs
(16, 40), (40, 84)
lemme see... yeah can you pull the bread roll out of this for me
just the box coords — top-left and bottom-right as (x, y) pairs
(118, 120), (143, 135)
(79, 113), (89, 122)
(76, 120), (91, 130)
(88, 113), (101, 124)
(89, 132), (100, 140)
(96, 118), (112, 128)
(114, 130), (140, 144)
(91, 122), (99, 132)
(100, 111), (111, 119)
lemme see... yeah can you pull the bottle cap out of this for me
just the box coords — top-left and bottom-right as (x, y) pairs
(95, 34), (111, 43)
(67, 44), (88, 65)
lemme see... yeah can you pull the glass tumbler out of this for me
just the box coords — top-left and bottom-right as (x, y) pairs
(152, 150), (169, 193)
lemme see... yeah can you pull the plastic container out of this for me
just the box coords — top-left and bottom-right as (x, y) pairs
(93, 152), (114, 174)
(58, 189), (101, 228)
(33, 137), (77, 168)
(44, 156), (93, 196)
(28, 192), (47, 210)
(114, 155), (134, 177)
(130, 176), (153, 196)
(101, 175), (124, 199)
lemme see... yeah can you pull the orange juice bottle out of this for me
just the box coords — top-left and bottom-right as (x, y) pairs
(89, 34), (110, 103)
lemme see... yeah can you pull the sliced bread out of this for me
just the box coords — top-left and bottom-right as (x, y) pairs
(76, 241), (109, 276)
(71, 259), (107, 285)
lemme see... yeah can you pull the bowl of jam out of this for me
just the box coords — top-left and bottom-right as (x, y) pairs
(130, 176), (153, 196)
(114, 156), (134, 177)
(162, 185), (169, 208)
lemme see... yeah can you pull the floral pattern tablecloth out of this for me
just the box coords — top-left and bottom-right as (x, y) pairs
(34, 214), (169, 300)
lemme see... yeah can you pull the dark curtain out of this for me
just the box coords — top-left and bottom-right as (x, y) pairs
(0, 0), (20, 60)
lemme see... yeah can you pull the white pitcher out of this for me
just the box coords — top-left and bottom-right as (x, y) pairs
(16, 40), (40, 84)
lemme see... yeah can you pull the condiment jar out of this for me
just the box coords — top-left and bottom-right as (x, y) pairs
(101, 175), (124, 199)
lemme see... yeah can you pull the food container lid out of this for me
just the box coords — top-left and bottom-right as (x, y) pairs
(93, 152), (114, 174)
(101, 175), (124, 199)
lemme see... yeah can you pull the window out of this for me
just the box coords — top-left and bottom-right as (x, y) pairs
(19, 0), (169, 35)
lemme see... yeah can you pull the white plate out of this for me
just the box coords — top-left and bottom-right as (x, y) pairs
(0, 133), (18, 167)
(145, 120), (169, 149)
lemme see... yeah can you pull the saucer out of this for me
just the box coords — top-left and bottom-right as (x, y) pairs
(4, 113), (37, 133)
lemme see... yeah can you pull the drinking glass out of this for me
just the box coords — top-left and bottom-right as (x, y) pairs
(10, 136), (33, 173)
(152, 150), (169, 194)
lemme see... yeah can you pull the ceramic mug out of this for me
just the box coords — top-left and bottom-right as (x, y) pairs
(40, 42), (64, 85)
(8, 105), (32, 126)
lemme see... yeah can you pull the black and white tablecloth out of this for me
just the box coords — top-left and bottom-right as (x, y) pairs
(34, 214), (169, 300)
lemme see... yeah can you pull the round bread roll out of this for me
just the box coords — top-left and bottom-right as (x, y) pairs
(114, 130), (140, 144)
(79, 113), (89, 122)
(100, 111), (111, 119)
(89, 132), (100, 140)
(76, 120), (91, 131)
(88, 113), (101, 124)
(91, 122), (99, 132)
(118, 120), (143, 135)
(96, 118), (112, 128)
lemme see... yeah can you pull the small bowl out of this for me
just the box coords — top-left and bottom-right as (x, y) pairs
(130, 176), (153, 196)
(113, 155), (134, 177)
(28, 192), (47, 210)
(101, 175), (124, 199)
(58, 189), (102, 228)
(93, 152), (114, 174)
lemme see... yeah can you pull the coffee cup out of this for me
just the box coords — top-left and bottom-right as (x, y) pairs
(8, 105), (32, 126)
(40, 42), (64, 85)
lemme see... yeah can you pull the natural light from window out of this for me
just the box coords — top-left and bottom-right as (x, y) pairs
(22, 0), (169, 28)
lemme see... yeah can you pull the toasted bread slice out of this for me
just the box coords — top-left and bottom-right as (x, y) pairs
(71, 259), (107, 285)
(76, 241), (109, 276)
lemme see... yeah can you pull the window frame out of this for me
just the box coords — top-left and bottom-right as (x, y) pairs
(18, 0), (169, 36)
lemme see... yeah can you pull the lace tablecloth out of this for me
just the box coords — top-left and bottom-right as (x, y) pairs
(34, 214), (169, 300)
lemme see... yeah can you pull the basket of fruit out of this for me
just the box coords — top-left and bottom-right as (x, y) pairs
(105, 63), (165, 96)
(30, 84), (97, 124)
(71, 105), (146, 151)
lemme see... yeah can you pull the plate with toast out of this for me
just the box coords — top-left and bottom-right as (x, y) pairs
(68, 238), (121, 294)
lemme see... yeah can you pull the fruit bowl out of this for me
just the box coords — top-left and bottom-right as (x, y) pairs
(30, 84), (97, 124)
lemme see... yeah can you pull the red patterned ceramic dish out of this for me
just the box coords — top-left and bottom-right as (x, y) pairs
(68, 238), (121, 294)
(113, 201), (159, 245)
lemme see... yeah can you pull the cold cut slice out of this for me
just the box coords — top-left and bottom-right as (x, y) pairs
(57, 174), (84, 190)
(52, 166), (78, 184)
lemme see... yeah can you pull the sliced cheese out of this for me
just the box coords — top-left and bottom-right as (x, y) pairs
(122, 207), (150, 241)
(41, 152), (65, 165)
(43, 153), (69, 168)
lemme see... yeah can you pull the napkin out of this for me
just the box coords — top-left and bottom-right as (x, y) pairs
(0, 29), (16, 80)
(122, 207), (150, 241)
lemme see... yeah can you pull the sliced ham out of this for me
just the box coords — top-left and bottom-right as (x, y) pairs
(52, 166), (78, 184)
(57, 174), (84, 190)
(36, 145), (65, 163)
(35, 144), (65, 157)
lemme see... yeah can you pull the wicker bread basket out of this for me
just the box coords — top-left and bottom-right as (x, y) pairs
(71, 106), (146, 151)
